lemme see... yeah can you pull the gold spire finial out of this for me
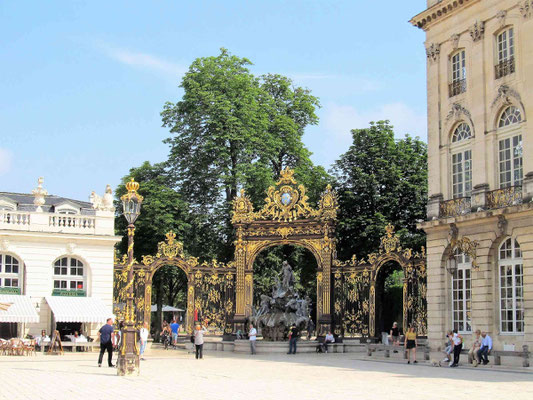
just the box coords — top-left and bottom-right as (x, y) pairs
(277, 167), (297, 185)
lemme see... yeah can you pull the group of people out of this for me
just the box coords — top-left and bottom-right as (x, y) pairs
(442, 329), (492, 367)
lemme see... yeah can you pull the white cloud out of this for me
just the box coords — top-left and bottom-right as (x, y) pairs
(308, 102), (427, 167)
(99, 45), (186, 78)
(0, 148), (13, 176)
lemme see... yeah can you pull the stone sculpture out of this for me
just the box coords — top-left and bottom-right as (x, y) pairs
(251, 260), (311, 341)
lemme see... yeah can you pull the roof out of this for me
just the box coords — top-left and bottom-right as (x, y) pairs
(409, 0), (477, 30)
(0, 295), (39, 323)
(0, 192), (95, 215)
(45, 296), (113, 323)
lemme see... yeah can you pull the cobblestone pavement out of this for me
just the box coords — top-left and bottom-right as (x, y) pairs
(1, 349), (532, 400)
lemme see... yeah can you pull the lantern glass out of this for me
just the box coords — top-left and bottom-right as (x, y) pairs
(122, 196), (141, 224)
(446, 255), (458, 275)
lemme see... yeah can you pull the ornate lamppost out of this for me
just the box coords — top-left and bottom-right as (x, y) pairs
(117, 178), (143, 376)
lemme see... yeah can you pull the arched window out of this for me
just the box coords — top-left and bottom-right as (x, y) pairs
(451, 249), (472, 333)
(499, 106), (522, 128)
(0, 254), (22, 292)
(499, 238), (524, 333)
(497, 107), (523, 188)
(451, 123), (472, 198)
(53, 257), (86, 293)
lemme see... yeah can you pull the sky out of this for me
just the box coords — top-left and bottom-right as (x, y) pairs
(0, 1), (427, 201)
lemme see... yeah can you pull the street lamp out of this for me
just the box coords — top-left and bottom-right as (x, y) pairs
(446, 253), (458, 275)
(117, 178), (143, 376)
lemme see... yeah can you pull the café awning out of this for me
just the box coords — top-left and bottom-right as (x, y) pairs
(150, 305), (184, 312)
(45, 296), (113, 323)
(0, 295), (39, 323)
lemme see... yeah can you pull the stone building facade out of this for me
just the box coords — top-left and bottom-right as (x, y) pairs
(0, 178), (120, 339)
(411, 0), (533, 354)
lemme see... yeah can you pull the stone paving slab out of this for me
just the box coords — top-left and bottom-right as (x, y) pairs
(1, 349), (532, 400)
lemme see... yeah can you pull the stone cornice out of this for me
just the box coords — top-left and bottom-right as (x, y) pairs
(410, 0), (480, 31)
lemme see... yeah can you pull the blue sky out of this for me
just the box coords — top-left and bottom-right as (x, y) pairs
(0, 1), (427, 201)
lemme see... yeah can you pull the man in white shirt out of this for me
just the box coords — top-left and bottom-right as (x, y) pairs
(477, 332), (492, 365)
(249, 324), (257, 355)
(323, 331), (335, 353)
(139, 322), (149, 360)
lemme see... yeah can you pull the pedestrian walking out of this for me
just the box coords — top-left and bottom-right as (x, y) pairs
(287, 324), (299, 354)
(139, 322), (149, 360)
(97, 318), (115, 368)
(194, 324), (207, 359)
(249, 324), (257, 355)
(450, 329), (463, 367)
(170, 319), (180, 347)
(405, 325), (417, 364)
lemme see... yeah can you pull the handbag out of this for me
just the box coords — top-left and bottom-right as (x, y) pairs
(190, 335), (194, 343)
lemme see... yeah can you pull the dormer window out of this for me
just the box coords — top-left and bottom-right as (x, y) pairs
(0, 197), (18, 211)
(55, 202), (80, 215)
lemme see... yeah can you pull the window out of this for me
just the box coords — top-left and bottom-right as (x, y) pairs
(451, 250), (472, 333)
(499, 106), (522, 128)
(53, 257), (85, 291)
(449, 50), (466, 97)
(495, 28), (515, 79)
(0, 254), (21, 289)
(451, 123), (472, 198)
(498, 134), (523, 188)
(499, 238), (524, 333)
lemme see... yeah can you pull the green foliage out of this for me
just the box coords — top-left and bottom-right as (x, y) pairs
(332, 121), (427, 260)
(161, 48), (328, 256)
(253, 245), (317, 307)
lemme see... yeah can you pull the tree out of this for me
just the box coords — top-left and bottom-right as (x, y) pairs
(161, 49), (328, 259)
(332, 121), (427, 260)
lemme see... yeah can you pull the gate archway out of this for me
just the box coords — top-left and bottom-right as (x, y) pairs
(231, 168), (338, 334)
(332, 224), (427, 339)
(114, 232), (236, 335)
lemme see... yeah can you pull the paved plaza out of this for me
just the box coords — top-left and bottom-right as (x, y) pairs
(1, 348), (532, 400)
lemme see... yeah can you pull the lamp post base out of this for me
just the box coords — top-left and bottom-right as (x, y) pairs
(117, 325), (140, 376)
(117, 353), (140, 376)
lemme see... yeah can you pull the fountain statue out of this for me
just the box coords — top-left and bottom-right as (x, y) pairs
(251, 261), (311, 341)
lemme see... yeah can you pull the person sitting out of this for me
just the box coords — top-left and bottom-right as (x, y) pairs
(323, 331), (335, 353)
(390, 322), (400, 346)
(477, 331), (492, 366)
(440, 330), (453, 366)
(469, 330), (482, 366)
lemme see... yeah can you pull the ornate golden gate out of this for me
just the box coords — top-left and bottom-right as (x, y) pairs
(114, 232), (236, 335)
(231, 167), (339, 333)
(113, 169), (428, 340)
(332, 225), (427, 338)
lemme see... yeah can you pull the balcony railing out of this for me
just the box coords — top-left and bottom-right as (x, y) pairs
(439, 197), (471, 218)
(49, 215), (96, 230)
(0, 211), (31, 226)
(449, 79), (466, 97)
(495, 58), (515, 79)
(486, 186), (522, 209)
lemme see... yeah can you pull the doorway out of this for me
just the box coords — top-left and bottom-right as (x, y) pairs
(375, 261), (404, 341)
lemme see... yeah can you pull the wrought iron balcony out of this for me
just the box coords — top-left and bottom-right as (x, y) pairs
(495, 58), (515, 79)
(448, 79), (466, 97)
(439, 197), (471, 218)
(486, 186), (522, 209)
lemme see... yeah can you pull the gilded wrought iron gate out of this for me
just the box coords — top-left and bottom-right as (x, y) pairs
(114, 233), (236, 335)
(332, 224), (427, 338)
